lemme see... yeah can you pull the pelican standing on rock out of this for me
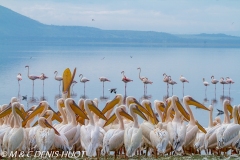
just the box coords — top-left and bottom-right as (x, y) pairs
(180, 75), (189, 96)
(79, 74), (90, 96)
(121, 71), (133, 95)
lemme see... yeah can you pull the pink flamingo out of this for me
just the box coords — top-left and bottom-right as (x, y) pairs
(121, 71), (133, 95)
(99, 76), (110, 95)
(25, 65), (39, 96)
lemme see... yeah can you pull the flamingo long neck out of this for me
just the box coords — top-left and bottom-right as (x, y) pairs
(130, 106), (139, 128)
(85, 101), (94, 126)
(79, 74), (83, 80)
(138, 69), (142, 80)
(57, 100), (68, 125)
(223, 101), (230, 124)
(65, 100), (77, 126)
(208, 108), (213, 128)
(55, 72), (58, 79)
(183, 99), (195, 125)
(116, 109), (124, 130)
(122, 72), (125, 78)
(27, 67), (30, 78)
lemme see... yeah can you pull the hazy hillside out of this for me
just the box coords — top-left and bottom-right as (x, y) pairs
(1, 5), (240, 47)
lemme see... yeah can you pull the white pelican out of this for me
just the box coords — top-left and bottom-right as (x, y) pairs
(166, 96), (186, 155)
(124, 103), (148, 157)
(180, 75), (189, 95)
(54, 71), (63, 87)
(101, 106), (133, 158)
(140, 100), (158, 156)
(80, 99), (107, 158)
(25, 65), (39, 90)
(150, 122), (169, 157)
(217, 103), (239, 150)
(0, 102), (25, 154)
(137, 67), (152, 94)
(182, 96), (209, 154)
(17, 73), (22, 88)
(99, 76), (110, 95)
(59, 98), (89, 149)
(36, 117), (61, 151)
(121, 71), (133, 94)
(168, 76), (177, 95)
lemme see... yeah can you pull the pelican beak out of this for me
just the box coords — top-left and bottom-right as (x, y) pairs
(175, 99), (190, 121)
(102, 96), (119, 114)
(0, 103), (11, 114)
(48, 106), (62, 123)
(70, 100), (88, 120)
(103, 114), (117, 127)
(196, 121), (207, 133)
(32, 121), (38, 127)
(145, 102), (159, 125)
(188, 97), (210, 111)
(89, 101), (107, 120)
(15, 107), (25, 120)
(132, 99), (153, 118)
(227, 104), (233, 119)
(0, 106), (12, 118)
(44, 119), (60, 136)
(20, 107), (27, 119)
(76, 115), (85, 125)
(133, 106), (148, 121)
(120, 108), (133, 121)
(22, 103), (44, 127)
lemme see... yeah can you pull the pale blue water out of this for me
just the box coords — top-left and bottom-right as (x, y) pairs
(0, 45), (240, 128)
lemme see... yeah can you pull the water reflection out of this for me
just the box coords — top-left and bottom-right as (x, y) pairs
(139, 94), (152, 102)
(220, 95), (233, 103)
(99, 96), (109, 102)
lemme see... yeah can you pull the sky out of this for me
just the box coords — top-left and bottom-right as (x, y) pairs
(0, 0), (240, 36)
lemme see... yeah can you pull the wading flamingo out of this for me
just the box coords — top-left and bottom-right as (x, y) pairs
(137, 67), (152, 95)
(121, 71), (133, 95)
(99, 77), (110, 96)
(180, 75), (189, 96)
(79, 74), (90, 96)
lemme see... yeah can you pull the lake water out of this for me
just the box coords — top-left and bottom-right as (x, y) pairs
(0, 44), (240, 128)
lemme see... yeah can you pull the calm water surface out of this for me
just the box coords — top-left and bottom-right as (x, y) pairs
(0, 45), (240, 128)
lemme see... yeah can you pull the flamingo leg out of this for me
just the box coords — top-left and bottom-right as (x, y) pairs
(103, 81), (104, 96)
(146, 84), (147, 94)
(125, 83), (127, 95)
(172, 85), (173, 96)
(84, 83), (86, 96)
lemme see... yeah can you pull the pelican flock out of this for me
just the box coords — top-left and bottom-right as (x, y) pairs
(1, 67), (240, 159)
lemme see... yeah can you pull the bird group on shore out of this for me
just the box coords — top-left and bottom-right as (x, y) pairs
(1, 93), (240, 159)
